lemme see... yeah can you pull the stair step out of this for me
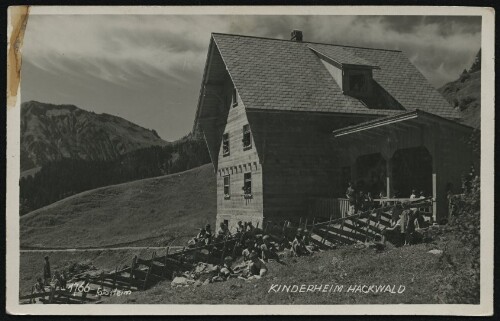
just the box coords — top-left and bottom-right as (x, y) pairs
(377, 211), (393, 220)
(321, 224), (365, 242)
(343, 224), (379, 240)
(314, 228), (355, 245)
(310, 233), (337, 249)
(342, 222), (378, 241)
(367, 214), (392, 228)
(350, 218), (384, 234)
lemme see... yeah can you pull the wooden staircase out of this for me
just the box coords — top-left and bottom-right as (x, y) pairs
(310, 199), (432, 246)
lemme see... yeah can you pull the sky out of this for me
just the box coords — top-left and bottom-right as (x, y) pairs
(21, 14), (481, 141)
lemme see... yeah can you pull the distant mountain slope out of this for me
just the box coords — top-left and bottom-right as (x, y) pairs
(438, 50), (481, 129)
(21, 101), (169, 171)
(20, 164), (216, 248)
(20, 136), (211, 215)
(438, 71), (480, 128)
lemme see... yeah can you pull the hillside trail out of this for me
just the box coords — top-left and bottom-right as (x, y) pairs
(21, 233), (187, 252)
(20, 246), (183, 253)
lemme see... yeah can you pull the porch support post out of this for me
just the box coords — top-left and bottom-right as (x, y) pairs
(386, 157), (394, 198)
(432, 171), (438, 223)
(430, 123), (446, 223)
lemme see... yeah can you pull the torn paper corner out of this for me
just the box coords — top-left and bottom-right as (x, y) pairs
(7, 6), (30, 109)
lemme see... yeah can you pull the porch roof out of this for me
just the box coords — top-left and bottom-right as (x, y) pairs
(332, 109), (473, 138)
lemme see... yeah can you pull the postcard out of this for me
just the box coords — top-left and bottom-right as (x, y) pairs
(5, 5), (494, 315)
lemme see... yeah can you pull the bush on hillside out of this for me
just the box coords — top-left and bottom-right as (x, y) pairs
(469, 49), (481, 73)
(436, 166), (480, 304)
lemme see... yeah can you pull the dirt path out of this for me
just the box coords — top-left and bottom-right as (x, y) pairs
(20, 246), (184, 253)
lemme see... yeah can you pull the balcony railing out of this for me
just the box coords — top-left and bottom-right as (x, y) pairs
(309, 197), (435, 220)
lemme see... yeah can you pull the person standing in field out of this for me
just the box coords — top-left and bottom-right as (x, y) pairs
(204, 224), (213, 245)
(410, 189), (418, 212)
(346, 182), (356, 215)
(399, 202), (412, 246)
(43, 256), (51, 285)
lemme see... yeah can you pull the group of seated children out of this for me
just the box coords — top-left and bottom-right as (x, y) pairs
(192, 220), (322, 282)
(189, 221), (260, 248)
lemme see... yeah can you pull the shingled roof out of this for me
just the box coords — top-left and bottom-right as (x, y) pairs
(308, 44), (379, 68)
(209, 33), (459, 119)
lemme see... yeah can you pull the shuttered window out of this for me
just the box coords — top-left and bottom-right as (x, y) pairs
(222, 133), (230, 156)
(232, 87), (238, 107)
(243, 172), (252, 195)
(224, 175), (230, 199)
(242, 124), (252, 150)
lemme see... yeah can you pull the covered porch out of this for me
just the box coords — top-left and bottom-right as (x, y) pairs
(332, 110), (474, 222)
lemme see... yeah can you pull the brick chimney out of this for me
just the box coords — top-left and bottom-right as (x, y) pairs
(291, 29), (303, 42)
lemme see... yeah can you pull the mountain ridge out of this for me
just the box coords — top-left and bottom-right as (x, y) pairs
(21, 100), (169, 172)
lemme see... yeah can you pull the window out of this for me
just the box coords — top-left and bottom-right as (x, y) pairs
(349, 74), (368, 93)
(243, 173), (252, 198)
(222, 133), (230, 156)
(242, 124), (252, 150)
(223, 219), (229, 227)
(232, 87), (238, 107)
(223, 175), (230, 199)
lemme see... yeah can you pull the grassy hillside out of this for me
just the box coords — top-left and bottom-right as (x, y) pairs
(20, 137), (211, 215)
(20, 164), (216, 248)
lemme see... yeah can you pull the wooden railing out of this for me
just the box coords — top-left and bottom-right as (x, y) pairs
(308, 197), (350, 220)
(310, 198), (434, 229)
(309, 197), (435, 223)
(373, 197), (434, 217)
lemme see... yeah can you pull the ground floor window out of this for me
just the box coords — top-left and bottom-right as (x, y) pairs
(243, 172), (252, 198)
(223, 175), (230, 199)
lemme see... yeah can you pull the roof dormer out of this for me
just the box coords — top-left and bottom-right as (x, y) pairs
(309, 44), (379, 98)
(309, 44), (403, 110)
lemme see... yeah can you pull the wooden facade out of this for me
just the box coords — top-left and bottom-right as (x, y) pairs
(215, 80), (263, 230)
(247, 111), (373, 225)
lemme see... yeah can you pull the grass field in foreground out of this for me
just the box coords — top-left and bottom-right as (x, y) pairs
(20, 248), (160, 295)
(20, 164), (216, 248)
(20, 228), (478, 304)
(106, 233), (478, 305)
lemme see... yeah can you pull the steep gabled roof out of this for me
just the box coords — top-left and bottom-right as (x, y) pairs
(209, 33), (459, 119)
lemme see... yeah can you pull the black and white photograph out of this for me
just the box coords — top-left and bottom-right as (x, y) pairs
(5, 5), (494, 315)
